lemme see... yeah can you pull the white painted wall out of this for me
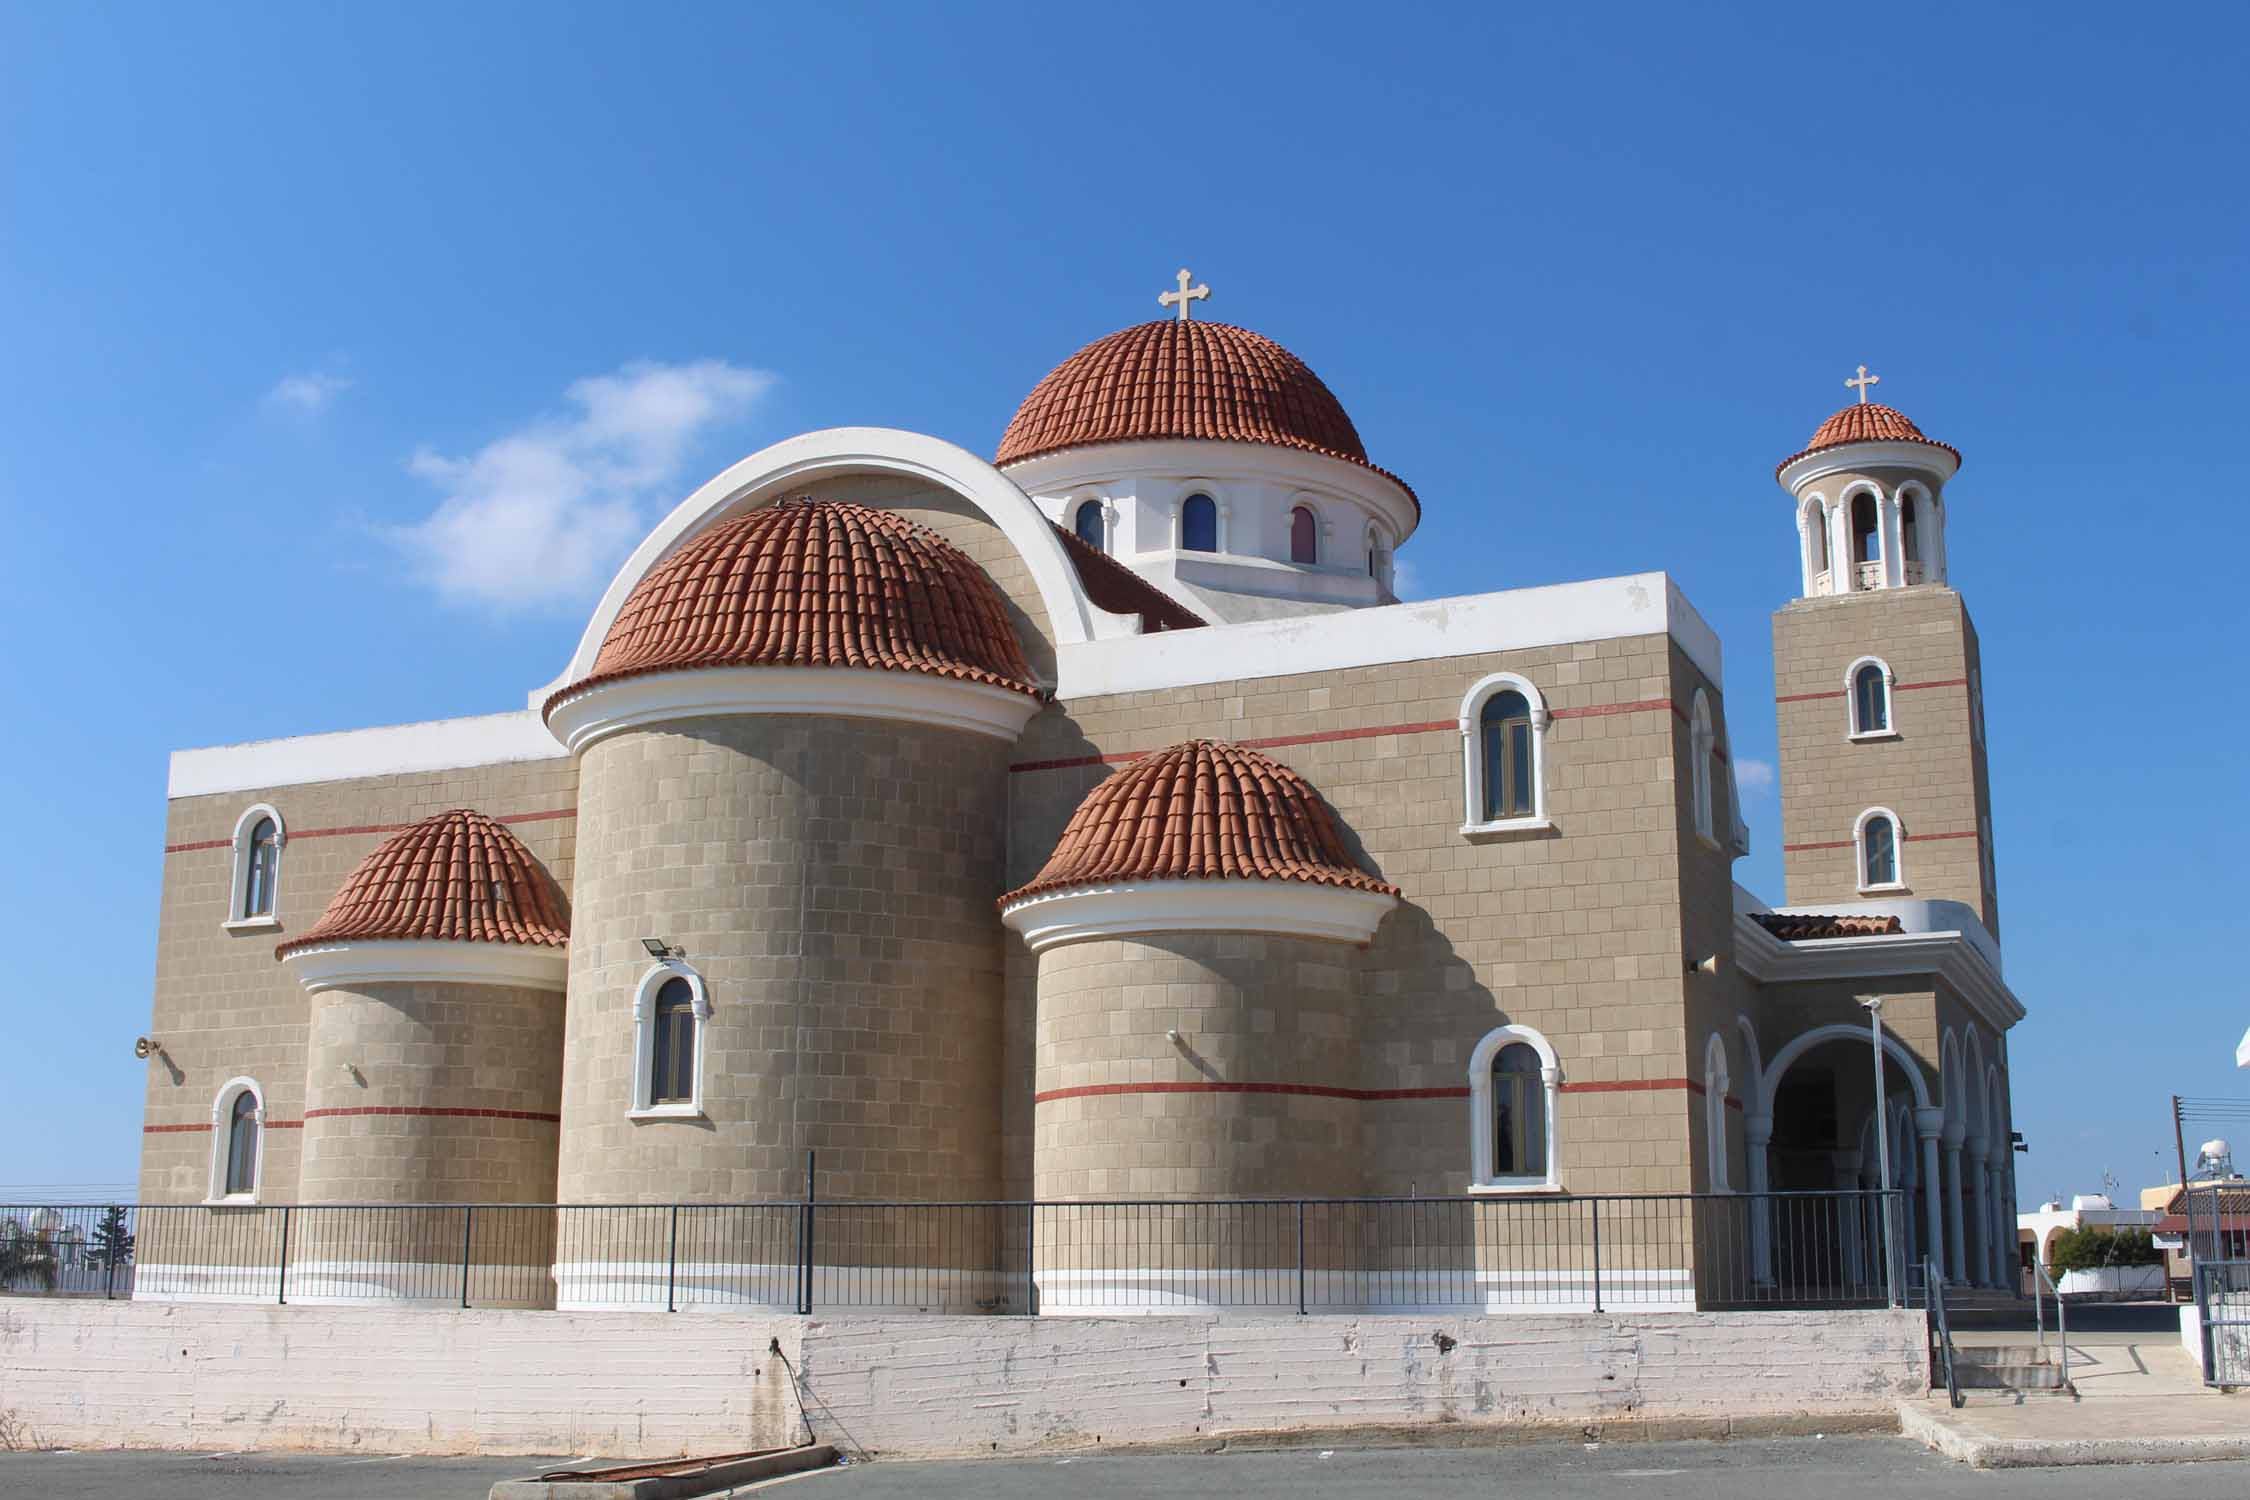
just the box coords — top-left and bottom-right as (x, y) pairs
(0, 1302), (1924, 1458)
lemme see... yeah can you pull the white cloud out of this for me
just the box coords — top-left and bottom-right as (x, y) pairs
(388, 359), (774, 612)
(266, 372), (352, 414)
(1734, 756), (1776, 793)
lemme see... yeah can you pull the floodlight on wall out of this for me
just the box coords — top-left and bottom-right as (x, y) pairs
(133, 1036), (159, 1060)
(642, 937), (685, 960)
(1686, 954), (1720, 976)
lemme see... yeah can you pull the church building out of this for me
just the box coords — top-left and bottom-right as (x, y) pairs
(137, 278), (2025, 1310)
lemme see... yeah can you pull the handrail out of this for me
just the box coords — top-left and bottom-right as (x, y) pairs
(2032, 1259), (2073, 1395)
(1926, 1257), (1962, 1408)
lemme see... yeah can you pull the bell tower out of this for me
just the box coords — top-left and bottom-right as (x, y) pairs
(1769, 371), (1999, 935)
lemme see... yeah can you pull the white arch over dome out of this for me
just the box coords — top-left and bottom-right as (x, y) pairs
(532, 427), (1143, 708)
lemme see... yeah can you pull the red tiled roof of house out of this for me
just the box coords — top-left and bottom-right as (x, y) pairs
(277, 810), (569, 958)
(1776, 402), (1961, 477)
(1004, 739), (1398, 905)
(1050, 520), (1206, 633)
(1751, 911), (1905, 941)
(996, 320), (1418, 514)
(546, 499), (1042, 716)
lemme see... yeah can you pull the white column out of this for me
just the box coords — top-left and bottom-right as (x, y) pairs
(1931, 493), (1950, 585)
(1830, 500), (1853, 592)
(1884, 492), (1905, 589)
(1745, 1113), (1773, 1284)
(1965, 1140), (1992, 1286)
(1942, 1126), (1967, 1285)
(1915, 1107), (1948, 1282)
(1796, 505), (1814, 596)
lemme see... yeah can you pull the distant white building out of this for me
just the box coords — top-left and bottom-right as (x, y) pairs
(2017, 1193), (2162, 1297)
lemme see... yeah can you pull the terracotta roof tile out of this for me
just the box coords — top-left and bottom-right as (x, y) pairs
(1751, 912), (1905, 941)
(1050, 521), (1206, 632)
(1776, 402), (1961, 477)
(546, 499), (1041, 716)
(997, 320), (1418, 515)
(277, 810), (569, 958)
(1004, 739), (1397, 905)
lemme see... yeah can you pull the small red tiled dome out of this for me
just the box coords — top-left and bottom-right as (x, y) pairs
(997, 321), (1416, 511)
(1777, 403), (1961, 477)
(277, 810), (569, 958)
(1005, 740), (1397, 905)
(548, 499), (1041, 714)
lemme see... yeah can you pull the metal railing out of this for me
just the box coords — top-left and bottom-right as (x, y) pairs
(1926, 1257), (1961, 1408)
(2, 1188), (1904, 1315)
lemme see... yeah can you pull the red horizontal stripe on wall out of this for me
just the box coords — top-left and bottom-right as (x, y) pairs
(300, 1106), (561, 1124)
(1776, 678), (1965, 707)
(1775, 689), (1845, 704)
(1897, 678), (1968, 692)
(1561, 1078), (1696, 1095)
(1907, 830), (1979, 842)
(1035, 1080), (1470, 1105)
(166, 808), (574, 855)
(1782, 840), (1855, 852)
(143, 1122), (213, 1134)
(1011, 701), (1682, 774)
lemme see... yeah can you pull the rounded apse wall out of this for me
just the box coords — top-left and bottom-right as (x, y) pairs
(554, 711), (1012, 1307)
(295, 980), (564, 1305)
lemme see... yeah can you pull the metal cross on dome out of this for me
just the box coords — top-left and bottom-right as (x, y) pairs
(1845, 364), (1881, 404)
(1158, 267), (1210, 322)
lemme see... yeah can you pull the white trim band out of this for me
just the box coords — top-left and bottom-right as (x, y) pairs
(544, 665), (1044, 753)
(1001, 878), (1398, 952)
(283, 939), (570, 993)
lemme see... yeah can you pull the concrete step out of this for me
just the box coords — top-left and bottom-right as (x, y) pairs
(1943, 1345), (2066, 1391)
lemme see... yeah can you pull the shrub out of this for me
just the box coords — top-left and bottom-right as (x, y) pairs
(2047, 1225), (2161, 1272)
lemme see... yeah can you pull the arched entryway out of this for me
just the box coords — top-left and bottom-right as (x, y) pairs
(1749, 1023), (1938, 1296)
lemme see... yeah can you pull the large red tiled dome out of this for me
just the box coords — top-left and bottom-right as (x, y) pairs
(277, 810), (569, 958)
(997, 321), (1416, 510)
(548, 499), (1041, 715)
(1005, 740), (1397, 905)
(1777, 402), (1961, 477)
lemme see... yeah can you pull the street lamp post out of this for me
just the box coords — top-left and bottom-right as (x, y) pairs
(1861, 995), (1901, 1307)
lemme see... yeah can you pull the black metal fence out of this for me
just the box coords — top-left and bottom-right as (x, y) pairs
(1, 1190), (1903, 1315)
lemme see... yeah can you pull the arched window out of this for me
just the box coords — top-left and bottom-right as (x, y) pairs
(1459, 673), (1550, 832)
(1705, 1033), (1732, 1193)
(1850, 492), (1881, 571)
(1366, 524), (1382, 579)
(1805, 499), (1832, 593)
(207, 1078), (264, 1202)
(1072, 499), (1105, 550)
(1900, 496), (1920, 575)
(1857, 808), (1903, 891)
(1289, 505), (1318, 565)
(1481, 692), (1534, 821)
(225, 804), (286, 928)
(1469, 1026), (1559, 1189)
(1690, 690), (1715, 842)
(631, 965), (710, 1117)
(1180, 493), (1218, 553)
(1847, 656), (1893, 737)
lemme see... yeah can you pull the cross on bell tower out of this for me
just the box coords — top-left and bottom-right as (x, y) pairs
(1845, 364), (1881, 404)
(1158, 268), (1210, 322)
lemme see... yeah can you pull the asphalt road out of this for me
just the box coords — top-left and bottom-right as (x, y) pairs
(6, 1436), (2250, 1499)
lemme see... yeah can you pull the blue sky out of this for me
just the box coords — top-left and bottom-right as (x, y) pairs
(2, 3), (2244, 1205)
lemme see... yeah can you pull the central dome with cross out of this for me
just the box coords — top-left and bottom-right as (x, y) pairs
(995, 270), (1420, 624)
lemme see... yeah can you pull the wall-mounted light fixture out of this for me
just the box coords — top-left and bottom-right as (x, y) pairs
(641, 937), (685, 960)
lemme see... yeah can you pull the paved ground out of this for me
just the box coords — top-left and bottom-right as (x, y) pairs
(8, 1437), (2250, 1500)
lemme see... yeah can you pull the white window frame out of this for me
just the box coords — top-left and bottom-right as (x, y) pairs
(629, 961), (712, 1120)
(1704, 1032), (1732, 1193)
(1845, 655), (1898, 741)
(206, 1076), (267, 1205)
(223, 804), (287, 932)
(1690, 689), (1717, 846)
(1069, 496), (1110, 553)
(1468, 1025), (1562, 1192)
(1458, 672), (1552, 836)
(1854, 805), (1907, 893)
(1799, 493), (1833, 596)
(1897, 481), (1938, 583)
(1841, 482), (1885, 591)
